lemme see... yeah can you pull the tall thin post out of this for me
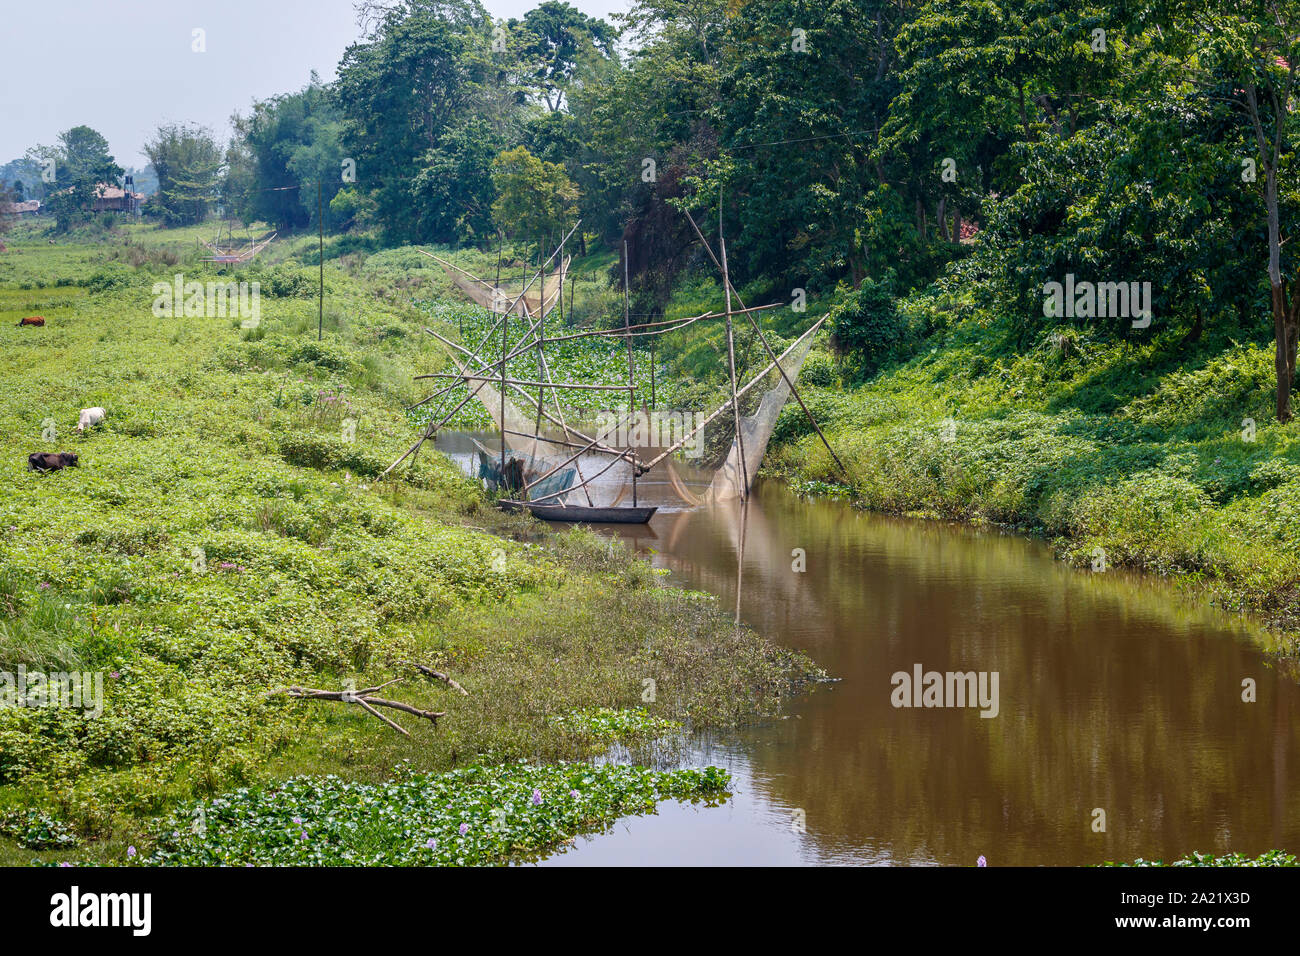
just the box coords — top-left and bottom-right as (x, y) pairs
(720, 199), (748, 498)
(533, 238), (546, 467)
(500, 247), (510, 483)
(494, 232), (503, 307)
(623, 240), (636, 508)
(317, 179), (324, 341)
(650, 335), (656, 409)
(735, 498), (748, 626)
(681, 206), (848, 479)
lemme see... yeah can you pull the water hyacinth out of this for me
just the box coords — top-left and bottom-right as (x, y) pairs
(136, 763), (730, 867)
(977, 855), (987, 867)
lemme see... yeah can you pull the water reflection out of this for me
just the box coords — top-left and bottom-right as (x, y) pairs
(435, 434), (1300, 865)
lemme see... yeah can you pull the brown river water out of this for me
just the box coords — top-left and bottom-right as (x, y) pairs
(438, 434), (1300, 866)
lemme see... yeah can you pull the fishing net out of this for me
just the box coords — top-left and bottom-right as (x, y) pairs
(705, 331), (814, 502)
(431, 254), (567, 318)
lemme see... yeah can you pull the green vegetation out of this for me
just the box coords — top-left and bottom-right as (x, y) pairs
(0, 226), (818, 865)
(1109, 850), (1299, 867)
(766, 307), (1300, 645)
(125, 763), (728, 867)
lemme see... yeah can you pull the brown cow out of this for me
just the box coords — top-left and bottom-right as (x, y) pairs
(17, 316), (45, 327)
(28, 452), (78, 472)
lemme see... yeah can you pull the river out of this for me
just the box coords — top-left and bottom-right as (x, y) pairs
(437, 433), (1300, 866)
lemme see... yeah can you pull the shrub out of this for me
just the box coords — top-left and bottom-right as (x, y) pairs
(829, 274), (905, 374)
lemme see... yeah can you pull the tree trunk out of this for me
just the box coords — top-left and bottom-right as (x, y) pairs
(1274, 285), (1293, 422)
(937, 197), (948, 241)
(1262, 142), (1294, 421)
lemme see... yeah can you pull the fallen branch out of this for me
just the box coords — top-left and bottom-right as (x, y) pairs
(266, 679), (445, 737)
(399, 660), (470, 696)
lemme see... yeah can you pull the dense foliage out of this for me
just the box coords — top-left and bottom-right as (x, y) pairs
(133, 762), (728, 866)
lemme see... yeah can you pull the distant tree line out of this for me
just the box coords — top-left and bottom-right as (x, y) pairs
(9, 0), (1300, 417)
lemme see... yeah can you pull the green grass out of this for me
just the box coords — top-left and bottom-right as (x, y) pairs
(0, 224), (820, 865)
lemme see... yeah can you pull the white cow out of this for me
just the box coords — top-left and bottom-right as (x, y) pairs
(76, 407), (106, 432)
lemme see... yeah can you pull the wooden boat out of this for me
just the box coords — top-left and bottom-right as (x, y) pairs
(498, 500), (658, 524)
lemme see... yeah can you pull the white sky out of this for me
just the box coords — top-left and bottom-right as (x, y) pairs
(2, 0), (631, 168)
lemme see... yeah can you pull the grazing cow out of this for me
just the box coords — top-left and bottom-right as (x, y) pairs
(17, 316), (44, 327)
(76, 407), (106, 432)
(28, 452), (79, 472)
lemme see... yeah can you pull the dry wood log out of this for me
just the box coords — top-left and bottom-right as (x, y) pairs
(266, 678), (445, 736)
(399, 659), (470, 696)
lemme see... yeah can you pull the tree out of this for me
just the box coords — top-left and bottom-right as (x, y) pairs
(227, 77), (346, 231)
(515, 1), (617, 111)
(144, 124), (222, 226)
(1162, 0), (1300, 420)
(490, 145), (579, 242)
(716, 0), (903, 289)
(30, 125), (123, 231)
(335, 0), (503, 241)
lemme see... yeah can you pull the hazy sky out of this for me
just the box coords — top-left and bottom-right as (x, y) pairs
(3, 0), (631, 168)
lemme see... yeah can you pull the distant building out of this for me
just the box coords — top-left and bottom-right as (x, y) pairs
(93, 184), (145, 213)
(3, 200), (40, 217)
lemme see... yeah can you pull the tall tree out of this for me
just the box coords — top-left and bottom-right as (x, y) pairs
(515, 1), (617, 111)
(335, 0), (505, 241)
(227, 77), (345, 231)
(30, 125), (122, 231)
(144, 124), (222, 226)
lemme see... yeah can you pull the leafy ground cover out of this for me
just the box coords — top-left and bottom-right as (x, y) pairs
(119, 762), (729, 867)
(0, 223), (819, 864)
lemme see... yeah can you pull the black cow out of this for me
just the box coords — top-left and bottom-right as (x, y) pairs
(28, 452), (78, 472)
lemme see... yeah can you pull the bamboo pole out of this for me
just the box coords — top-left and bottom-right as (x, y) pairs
(681, 208), (849, 480)
(640, 317), (826, 470)
(719, 199), (748, 499)
(416, 374), (632, 391)
(624, 241), (637, 508)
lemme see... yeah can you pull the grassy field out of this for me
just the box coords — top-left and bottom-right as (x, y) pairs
(0, 220), (819, 865)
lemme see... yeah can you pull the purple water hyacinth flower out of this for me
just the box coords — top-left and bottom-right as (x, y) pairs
(977, 855), (987, 867)
(426, 838), (437, 849)
(292, 816), (302, 825)
(531, 789), (543, 806)
(127, 846), (136, 858)
(569, 790), (580, 799)
(458, 822), (469, 836)
(38, 582), (50, 590)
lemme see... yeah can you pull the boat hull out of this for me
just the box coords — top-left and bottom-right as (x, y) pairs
(498, 500), (658, 524)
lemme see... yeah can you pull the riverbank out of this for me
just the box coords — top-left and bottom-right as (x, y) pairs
(0, 225), (820, 865)
(764, 313), (1300, 659)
